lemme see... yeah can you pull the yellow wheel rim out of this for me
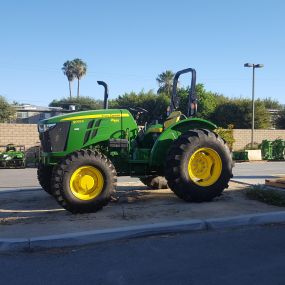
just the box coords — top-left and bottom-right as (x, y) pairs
(188, 148), (222, 187)
(70, 166), (104, 200)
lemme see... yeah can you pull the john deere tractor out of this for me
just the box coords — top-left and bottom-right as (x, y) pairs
(0, 144), (26, 168)
(38, 68), (233, 213)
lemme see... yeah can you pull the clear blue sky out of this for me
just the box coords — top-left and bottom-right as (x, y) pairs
(1, 0), (284, 106)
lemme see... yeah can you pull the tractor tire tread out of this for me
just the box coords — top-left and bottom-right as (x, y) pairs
(37, 163), (53, 195)
(165, 129), (232, 202)
(52, 149), (117, 213)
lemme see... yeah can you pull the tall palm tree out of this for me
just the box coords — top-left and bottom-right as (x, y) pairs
(72, 58), (87, 98)
(156, 70), (175, 97)
(62, 60), (75, 99)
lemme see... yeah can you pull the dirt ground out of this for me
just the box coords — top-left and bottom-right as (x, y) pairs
(1, 181), (284, 239)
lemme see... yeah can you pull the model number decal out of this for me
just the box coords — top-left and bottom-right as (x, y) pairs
(72, 120), (84, 124)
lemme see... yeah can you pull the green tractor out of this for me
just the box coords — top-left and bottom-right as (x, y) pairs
(0, 144), (26, 168)
(38, 68), (233, 213)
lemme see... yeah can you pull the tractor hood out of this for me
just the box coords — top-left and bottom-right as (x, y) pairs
(39, 109), (130, 125)
(38, 108), (132, 134)
(38, 108), (137, 156)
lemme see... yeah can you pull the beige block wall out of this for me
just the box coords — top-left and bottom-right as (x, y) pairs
(1, 123), (285, 154)
(233, 129), (285, 150)
(0, 124), (40, 160)
(0, 123), (39, 148)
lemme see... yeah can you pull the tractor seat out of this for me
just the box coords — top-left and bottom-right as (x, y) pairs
(6, 147), (16, 152)
(163, 111), (182, 129)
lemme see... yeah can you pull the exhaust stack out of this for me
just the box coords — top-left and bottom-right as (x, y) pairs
(97, 81), (109, 109)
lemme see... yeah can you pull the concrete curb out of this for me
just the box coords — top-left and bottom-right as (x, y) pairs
(0, 187), (40, 194)
(230, 179), (253, 186)
(0, 238), (30, 252)
(205, 211), (285, 229)
(30, 219), (205, 250)
(1, 211), (285, 252)
(230, 180), (285, 192)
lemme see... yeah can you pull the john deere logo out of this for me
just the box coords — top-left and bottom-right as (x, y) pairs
(72, 120), (84, 124)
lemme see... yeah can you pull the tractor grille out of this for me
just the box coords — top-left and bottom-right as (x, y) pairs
(40, 122), (70, 152)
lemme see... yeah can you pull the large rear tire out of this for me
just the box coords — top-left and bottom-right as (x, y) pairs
(37, 163), (53, 195)
(52, 149), (117, 213)
(140, 176), (168, 189)
(165, 129), (233, 202)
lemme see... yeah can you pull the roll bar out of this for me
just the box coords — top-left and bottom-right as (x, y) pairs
(170, 68), (197, 117)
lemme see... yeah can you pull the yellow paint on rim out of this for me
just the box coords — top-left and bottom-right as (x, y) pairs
(61, 113), (129, 121)
(188, 147), (222, 187)
(70, 166), (104, 200)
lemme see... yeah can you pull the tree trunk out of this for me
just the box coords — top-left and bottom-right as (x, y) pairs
(69, 81), (72, 99)
(77, 78), (80, 98)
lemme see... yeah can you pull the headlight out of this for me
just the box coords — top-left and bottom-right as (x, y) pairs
(38, 123), (56, 133)
(3, 155), (12, 160)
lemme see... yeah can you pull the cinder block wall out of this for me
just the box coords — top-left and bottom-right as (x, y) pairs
(1, 123), (285, 153)
(233, 129), (285, 150)
(0, 123), (39, 148)
(0, 124), (40, 161)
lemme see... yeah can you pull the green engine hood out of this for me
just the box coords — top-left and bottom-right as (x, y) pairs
(39, 109), (131, 124)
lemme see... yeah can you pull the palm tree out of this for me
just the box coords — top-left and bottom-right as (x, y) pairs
(62, 60), (75, 99)
(156, 70), (175, 97)
(72, 58), (87, 98)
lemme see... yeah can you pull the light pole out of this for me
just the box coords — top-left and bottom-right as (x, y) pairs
(244, 63), (264, 148)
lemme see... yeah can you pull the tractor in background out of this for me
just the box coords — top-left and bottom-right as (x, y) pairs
(0, 144), (26, 168)
(37, 68), (233, 213)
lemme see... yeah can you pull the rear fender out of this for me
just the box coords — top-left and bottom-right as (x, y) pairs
(149, 118), (216, 168)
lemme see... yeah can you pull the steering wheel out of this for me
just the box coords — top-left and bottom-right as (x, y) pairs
(119, 106), (149, 125)
(120, 106), (148, 121)
(126, 107), (148, 114)
(136, 107), (148, 113)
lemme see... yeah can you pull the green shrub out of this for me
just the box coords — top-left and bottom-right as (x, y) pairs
(246, 185), (285, 207)
(215, 124), (235, 150)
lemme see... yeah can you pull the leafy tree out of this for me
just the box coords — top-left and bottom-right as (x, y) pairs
(262, 97), (283, 110)
(177, 84), (217, 119)
(276, 108), (285, 129)
(0, 96), (15, 122)
(12, 100), (20, 105)
(156, 70), (175, 97)
(62, 60), (75, 98)
(156, 71), (223, 120)
(110, 90), (170, 124)
(261, 98), (283, 128)
(213, 93), (229, 105)
(72, 58), (87, 98)
(49, 96), (103, 111)
(210, 98), (271, 129)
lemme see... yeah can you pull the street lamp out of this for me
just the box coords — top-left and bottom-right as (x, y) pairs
(244, 63), (264, 148)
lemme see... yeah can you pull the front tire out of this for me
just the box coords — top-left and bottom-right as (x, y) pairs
(52, 149), (117, 213)
(37, 163), (53, 194)
(165, 129), (233, 202)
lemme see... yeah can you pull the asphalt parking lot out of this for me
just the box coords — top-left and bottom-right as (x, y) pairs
(232, 161), (285, 185)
